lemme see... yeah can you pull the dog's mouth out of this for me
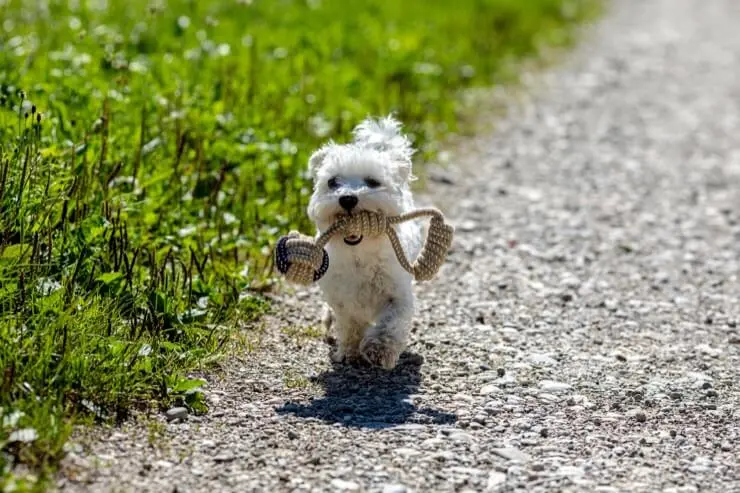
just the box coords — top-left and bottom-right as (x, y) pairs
(343, 234), (363, 246)
(334, 211), (364, 246)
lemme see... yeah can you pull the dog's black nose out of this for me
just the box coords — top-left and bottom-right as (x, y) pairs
(338, 195), (358, 212)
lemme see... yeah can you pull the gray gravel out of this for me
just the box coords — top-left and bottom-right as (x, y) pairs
(56, 0), (740, 491)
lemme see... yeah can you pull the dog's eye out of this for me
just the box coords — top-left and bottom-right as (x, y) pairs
(365, 177), (381, 188)
(327, 177), (339, 189)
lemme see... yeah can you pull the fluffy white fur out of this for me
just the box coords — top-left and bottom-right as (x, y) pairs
(307, 115), (425, 370)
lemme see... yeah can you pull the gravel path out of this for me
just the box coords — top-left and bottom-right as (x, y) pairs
(57, 0), (740, 491)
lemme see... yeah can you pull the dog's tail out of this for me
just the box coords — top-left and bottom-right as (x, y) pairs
(352, 115), (414, 162)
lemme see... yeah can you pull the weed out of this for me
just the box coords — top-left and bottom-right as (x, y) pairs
(281, 325), (325, 341)
(283, 371), (311, 390)
(146, 419), (166, 448)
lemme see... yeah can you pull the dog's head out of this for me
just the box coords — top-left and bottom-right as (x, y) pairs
(306, 116), (415, 245)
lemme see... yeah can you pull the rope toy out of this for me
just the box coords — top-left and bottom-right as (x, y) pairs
(274, 208), (454, 285)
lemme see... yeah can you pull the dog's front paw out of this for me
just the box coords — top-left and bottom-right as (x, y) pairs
(360, 337), (401, 370)
(330, 347), (346, 364)
(330, 343), (359, 365)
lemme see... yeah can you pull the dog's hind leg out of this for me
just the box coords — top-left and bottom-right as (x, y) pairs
(360, 296), (414, 370)
(321, 303), (338, 349)
(329, 311), (365, 364)
(321, 303), (335, 332)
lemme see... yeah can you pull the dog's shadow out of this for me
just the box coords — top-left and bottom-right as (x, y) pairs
(276, 348), (457, 429)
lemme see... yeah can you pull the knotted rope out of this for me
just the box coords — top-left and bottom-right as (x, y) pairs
(274, 208), (454, 285)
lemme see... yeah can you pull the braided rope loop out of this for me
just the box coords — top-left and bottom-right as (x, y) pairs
(412, 215), (454, 280)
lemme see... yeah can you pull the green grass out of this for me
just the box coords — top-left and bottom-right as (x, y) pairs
(281, 324), (324, 341)
(0, 0), (599, 488)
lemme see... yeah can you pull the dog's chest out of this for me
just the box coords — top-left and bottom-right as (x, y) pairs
(320, 241), (407, 321)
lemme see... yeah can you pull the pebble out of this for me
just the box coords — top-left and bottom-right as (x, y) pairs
(687, 372), (712, 383)
(422, 438), (446, 449)
(500, 328), (519, 342)
(393, 447), (422, 458)
(676, 487), (699, 493)
(165, 407), (188, 421)
(491, 447), (531, 463)
(557, 465), (585, 477)
(382, 484), (408, 493)
(687, 464), (710, 474)
(696, 344), (721, 357)
(487, 471), (507, 489)
(480, 384), (502, 396)
(459, 220), (480, 232)
(432, 451), (457, 462)
(391, 424), (427, 432)
(213, 452), (235, 463)
(427, 166), (456, 185)
(529, 353), (558, 366)
(453, 392), (475, 403)
(450, 466), (486, 476)
(539, 380), (572, 393)
(450, 432), (474, 443)
(331, 479), (360, 491)
(627, 408), (647, 422)
(154, 460), (173, 469)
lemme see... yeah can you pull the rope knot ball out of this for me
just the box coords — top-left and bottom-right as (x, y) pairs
(274, 232), (330, 284)
(274, 208), (454, 285)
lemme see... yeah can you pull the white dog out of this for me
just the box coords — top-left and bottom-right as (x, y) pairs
(306, 115), (425, 370)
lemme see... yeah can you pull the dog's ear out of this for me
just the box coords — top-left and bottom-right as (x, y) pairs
(307, 142), (335, 180)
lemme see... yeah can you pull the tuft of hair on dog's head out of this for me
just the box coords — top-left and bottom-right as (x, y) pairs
(351, 114), (415, 164)
(307, 114), (416, 184)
